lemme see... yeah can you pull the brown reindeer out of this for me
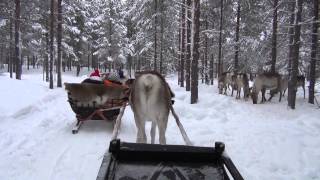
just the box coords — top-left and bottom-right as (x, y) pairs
(270, 75), (305, 100)
(234, 73), (250, 100)
(251, 72), (281, 104)
(218, 72), (236, 96)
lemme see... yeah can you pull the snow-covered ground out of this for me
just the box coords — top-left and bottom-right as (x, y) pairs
(0, 69), (320, 180)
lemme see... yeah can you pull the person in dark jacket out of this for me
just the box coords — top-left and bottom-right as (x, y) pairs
(118, 68), (124, 79)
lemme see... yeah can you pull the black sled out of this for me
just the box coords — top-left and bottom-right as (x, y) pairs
(97, 139), (244, 180)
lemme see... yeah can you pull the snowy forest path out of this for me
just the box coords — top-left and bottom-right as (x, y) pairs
(0, 73), (320, 180)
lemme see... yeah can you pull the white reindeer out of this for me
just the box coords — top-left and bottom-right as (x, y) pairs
(127, 71), (191, 145)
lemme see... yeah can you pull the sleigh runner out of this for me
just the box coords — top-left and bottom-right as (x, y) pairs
(65, 82), (129, 134)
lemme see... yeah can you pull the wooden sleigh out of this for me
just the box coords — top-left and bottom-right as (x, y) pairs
(65, 81), (129, 134)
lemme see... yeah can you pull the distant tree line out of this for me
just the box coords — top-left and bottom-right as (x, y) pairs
(0, 0), (318, 108)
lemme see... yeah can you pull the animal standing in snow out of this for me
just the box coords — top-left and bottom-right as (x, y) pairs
(234, 73), (250, 100)
(127, 71), (191, 145)
(250, 72), (281, 104)
(128, 71), (173, 144)
(268, 75), (305, 101)
(218, 72), (236, 96)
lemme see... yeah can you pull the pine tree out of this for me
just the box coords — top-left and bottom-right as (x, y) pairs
(308, 0), (319, 104)
(57, 0), (62, 88)
(234, 1), (240, 73)
(270, 0), (278, 73)
(49, 0), (54, 89)
(186, 0), (191, 91)
(218, 0), (223, 76)
(9, 14), (13, 78)
(15, 0), (21, 80)
(180, 0), (186, 87)
(191, 0), (200, 104)
(288, 0), (303, 109)
(153, 0), (158, 71)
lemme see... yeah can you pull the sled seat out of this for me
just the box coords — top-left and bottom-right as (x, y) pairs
(97, 139), (244, 180)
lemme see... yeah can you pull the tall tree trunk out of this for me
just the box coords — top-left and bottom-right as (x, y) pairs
(159, 0), (164, 74)
(0, 47), (4, 71)
(308, 0), (319, 104)
(0, 46), (2, 70)
(57, 0), (62, 88)
(87, 43), (90, 71)
(32, 55), (35, 68)
(270, 0), (278, 73)
(49, 0), (54, 89)
(178, 15), (181, 85)
(127, 55), (132, 77)
(218, 0), (223, 77)
(27, 56), (30, 70)
(205, 10), (209, 85)
(9, 16), (13, 78)
(210, 21), (214, 85)
(288, 0), (303, 109)
(287, 2), (295, 76)
(191, 0), (200, 104)
(153, 0), (158, 71)
(125, 17), (132, 75)
(45, 33), (49, 82)
(137, 55), (141, 72)
(68, 55), (71, 71)
(91, 49), (95, 69)
(109, 0), (113, 70)
(180, 0), (185, 87)
(234, 1), (240, 73)
(15, 0), (21, 80)
(186, 0), (191, 91)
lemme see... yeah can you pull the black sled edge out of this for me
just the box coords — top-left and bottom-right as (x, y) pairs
(97, 139), (244, 180)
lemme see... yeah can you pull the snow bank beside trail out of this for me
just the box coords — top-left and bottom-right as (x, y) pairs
(0, 75), (49, 116)
(0, 72), (110, 180)
(0, 71), (320, 180)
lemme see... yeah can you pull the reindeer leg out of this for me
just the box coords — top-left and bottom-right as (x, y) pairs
(157, 115), (168, 145)
(231, 87), (234, 97)
(303, 86), (305, 99)
(134, 114), (146, 143)
(268, 91), (274, 101)
(279, 91), (282, 102)
(261, 89), (266, 103)
(150, 121), (156, 144)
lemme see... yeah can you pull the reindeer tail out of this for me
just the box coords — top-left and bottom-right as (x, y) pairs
(169, 105), (193, 146)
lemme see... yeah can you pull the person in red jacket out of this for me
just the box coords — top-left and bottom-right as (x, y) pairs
(90, 69), (100, 77)
(81, 69), (103, 84)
